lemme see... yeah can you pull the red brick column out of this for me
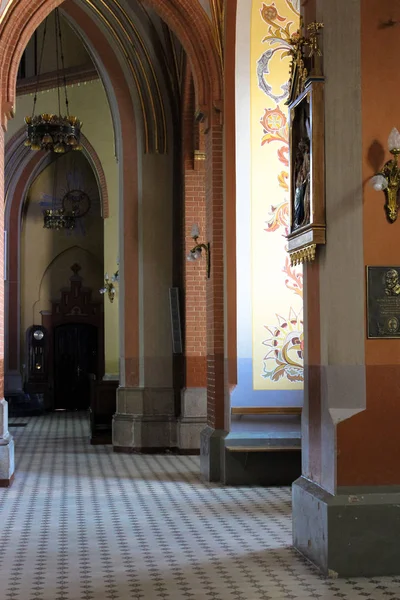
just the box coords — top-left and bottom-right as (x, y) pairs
(182, 71), (207, 389)
(205, 123), (224, 430)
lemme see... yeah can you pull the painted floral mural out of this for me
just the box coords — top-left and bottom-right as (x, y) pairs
(256, 2), (304, 384)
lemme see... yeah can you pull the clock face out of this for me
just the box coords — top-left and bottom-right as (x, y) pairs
(33, 330), (44, 341)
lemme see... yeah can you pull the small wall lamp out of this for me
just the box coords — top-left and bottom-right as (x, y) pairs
(100, 264), (119, 303)
(371, 127), (400, 223)
(186, 224), (210, 278)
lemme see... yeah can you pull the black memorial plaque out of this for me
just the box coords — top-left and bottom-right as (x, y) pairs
(367, 266), (400, 338)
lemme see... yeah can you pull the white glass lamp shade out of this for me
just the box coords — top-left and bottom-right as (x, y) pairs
(192, 249), (202, 260)
(190, 223), (200, 238)
(104, 272), (109, 281)
(388, 128), (400, 151)
(99, 288), (107, 295)
(187, 252), (195, 262)
(371, 174), (388, 191)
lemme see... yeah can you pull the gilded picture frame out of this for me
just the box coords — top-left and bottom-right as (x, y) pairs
(287, 77), (325, 265)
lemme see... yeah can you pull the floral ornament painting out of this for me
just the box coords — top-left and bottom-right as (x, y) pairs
(257, 1), (304, 384)
(262, 308), (303, 382)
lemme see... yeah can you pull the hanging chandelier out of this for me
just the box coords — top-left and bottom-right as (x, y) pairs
(24, 9), (82, 154)
(43, 155), (77, 230)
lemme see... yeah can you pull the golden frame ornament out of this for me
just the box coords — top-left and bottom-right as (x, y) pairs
(286, 22), (326, 266)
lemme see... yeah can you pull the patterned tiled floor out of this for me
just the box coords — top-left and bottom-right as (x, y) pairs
(1, 413), (400, 599)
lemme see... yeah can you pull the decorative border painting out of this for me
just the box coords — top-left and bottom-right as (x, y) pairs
(250, 1), (304, 390)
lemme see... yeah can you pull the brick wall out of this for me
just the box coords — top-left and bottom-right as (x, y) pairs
(205, 124), (224, 429)
(182, 69), (207, 388)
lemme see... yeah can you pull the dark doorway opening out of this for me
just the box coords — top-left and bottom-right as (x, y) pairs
(54, 323), (98, 410)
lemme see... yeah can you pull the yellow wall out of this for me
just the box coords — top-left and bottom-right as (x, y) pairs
(21, 152), (103, 359)
(250, 0), (303, 390)
(22, 16), (91, 78)
(7, 79), (120, 376)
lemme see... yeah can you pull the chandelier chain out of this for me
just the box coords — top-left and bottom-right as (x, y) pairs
(56, 9), (70, 117)
(51, 156), (59, 213)
(31, 17), (48, 119)
(55, 10), (61, 117)
(25, 7), (82, 159)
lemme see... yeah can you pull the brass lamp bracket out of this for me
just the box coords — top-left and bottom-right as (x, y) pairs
(189, 242), (211, 278)
(100, 268), (119, 303)
(187, 225), (211, 278)
(371, 130), (400, 223)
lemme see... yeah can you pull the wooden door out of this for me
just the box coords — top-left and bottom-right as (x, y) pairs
(54, 323), (98, 410)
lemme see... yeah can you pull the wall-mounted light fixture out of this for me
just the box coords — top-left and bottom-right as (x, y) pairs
(100, 264), (119, 303)
(371, 128), (400, 223)
(186, 224), (210, 278)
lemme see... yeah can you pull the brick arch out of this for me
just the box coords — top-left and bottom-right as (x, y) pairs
(2, 1), (140, 396)
(0, 0), (222, 125)
(0, 0), (227, 478)
(5, 127), (110, 218)
(4, 132), (109, 384)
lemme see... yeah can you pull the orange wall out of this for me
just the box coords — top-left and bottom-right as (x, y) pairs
(337, 0), (400, 486)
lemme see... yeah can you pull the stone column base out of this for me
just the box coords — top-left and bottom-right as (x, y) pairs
(178, 388), (207, 451)
(113, 387), (177, 451)
(0, 398), (15, 486)
(293, 476), (400, 577)
(113, 413), (177, 451)
(0, 437), (15, 487)
(200, 426), (226, 482)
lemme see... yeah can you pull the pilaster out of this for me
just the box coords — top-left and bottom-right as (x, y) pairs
(293, 0), (400, 577)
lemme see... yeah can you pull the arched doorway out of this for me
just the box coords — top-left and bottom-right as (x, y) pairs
(0, 0), (226, 486)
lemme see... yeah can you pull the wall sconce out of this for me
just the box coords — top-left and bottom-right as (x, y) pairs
(186, 224), (210, 278)
(100, 268), (119, 303)
(371, 127), (400, 223)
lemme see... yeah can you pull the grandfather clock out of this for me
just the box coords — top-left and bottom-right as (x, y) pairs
(25, 325), (48, 400)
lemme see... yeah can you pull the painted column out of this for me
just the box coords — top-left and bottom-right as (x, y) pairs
(293, 0), (400, 577)
(0, 126), (14, 487)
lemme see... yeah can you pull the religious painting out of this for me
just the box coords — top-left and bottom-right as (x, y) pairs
(287, 79), (325, 265)
(367, 266), (400, 338)
(291, 95), (311, 231)
(284, 21), (326, 266)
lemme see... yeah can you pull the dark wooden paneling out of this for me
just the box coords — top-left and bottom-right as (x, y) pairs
(89, 379), (118, 444)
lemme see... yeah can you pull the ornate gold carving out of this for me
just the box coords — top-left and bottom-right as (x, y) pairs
(287, 20), (323, 104)
(373, 143), (400, 223)
(194, 150), (206, 161)
(289, 244), (316, 266)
